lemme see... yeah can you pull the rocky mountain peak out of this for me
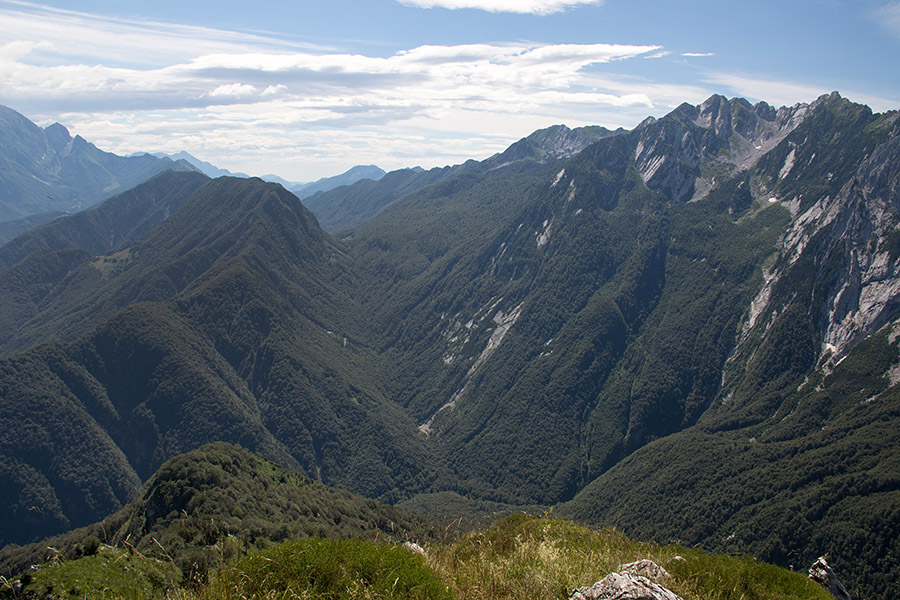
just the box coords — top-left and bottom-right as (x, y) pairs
(494, 123), (621, 166)
(0, 104), (181, 221)
(697, 93), (732, 137)
(527, 124), (619, 159)
(43, 122), (73, 153)
(632, 94), (813, 203)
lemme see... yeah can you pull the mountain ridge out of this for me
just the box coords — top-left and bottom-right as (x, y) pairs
(303, 123), (623, 232)
(154, 150), (387, 200)
(0, 169), (211, 271)
(292, 164), (387, 198)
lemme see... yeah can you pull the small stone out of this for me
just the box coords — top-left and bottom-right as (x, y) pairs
(402, 541), (426, 556)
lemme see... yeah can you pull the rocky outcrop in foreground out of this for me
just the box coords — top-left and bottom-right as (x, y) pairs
(570, 560), (683, 600)
(809, 556), (852, 600)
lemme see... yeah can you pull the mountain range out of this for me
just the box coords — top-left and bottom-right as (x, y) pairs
(1, 92), (898, 598)
(155, 150), (386, 200)
(0, 106), (191, 224)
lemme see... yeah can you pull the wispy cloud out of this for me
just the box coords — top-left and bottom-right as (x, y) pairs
(702, 71), (899, 113)
(875, 1), (900, 37)
(0, 0), (328, 68)
(682, 52), (715, 57)
(395, 0), (603, 15)
(702, 72), (834, 107)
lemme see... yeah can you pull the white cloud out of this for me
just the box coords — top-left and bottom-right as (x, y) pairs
(208, 83), (258, 98)
(261, 84), (288, 96)
(682, 52), (715, 57)
(0, 0), (327, 67)
(0, 1), (701, 180)
(396, 0), (602, 15)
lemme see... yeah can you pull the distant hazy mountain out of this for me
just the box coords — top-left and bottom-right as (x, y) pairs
(153, 152), (298, 188)
(3, 93), (900, 598)
(292, 165), (386, 199)
(0, 105), (189, 222)
(258, 172), (300, 188)
(154, 150), (249, 179)
(154, 152), (385, 200)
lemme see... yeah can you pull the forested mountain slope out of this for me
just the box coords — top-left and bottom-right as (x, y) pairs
(347, 92), (900, 597)
(0, 170), (210, 271)
(0, 176), (429, 547)
(0, 212), (65, 247)
(0, 170), (211, 349)
(0, 442), (429, 586)
(348, 94), (812, 502)
(559, 93), (900, 599)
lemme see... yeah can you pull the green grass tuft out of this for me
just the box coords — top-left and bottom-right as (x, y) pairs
(16, 544), (179, 599)
(208, 537), (452, 600)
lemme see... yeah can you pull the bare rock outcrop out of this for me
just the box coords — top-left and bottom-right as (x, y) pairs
(809, 556), (852, 600)
(570, 560), (682, 600)
(735, 115), (900, 372)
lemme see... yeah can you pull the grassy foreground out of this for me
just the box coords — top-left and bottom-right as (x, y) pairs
(3, 515), (832, 600)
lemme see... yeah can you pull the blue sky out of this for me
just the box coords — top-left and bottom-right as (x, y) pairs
(1, 0), (898, 182)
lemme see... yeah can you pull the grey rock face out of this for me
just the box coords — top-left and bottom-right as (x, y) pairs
(737, 115), (900, 370)
(634, 115), (702, 204)
(496, 124), (621, 165)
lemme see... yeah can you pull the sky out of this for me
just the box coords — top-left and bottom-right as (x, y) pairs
(1, 0), (898, 183)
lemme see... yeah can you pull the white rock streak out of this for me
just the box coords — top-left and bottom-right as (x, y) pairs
(419, 303), (523, 435)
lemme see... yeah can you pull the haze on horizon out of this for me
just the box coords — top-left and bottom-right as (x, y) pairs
(0, 0), (898, 182)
